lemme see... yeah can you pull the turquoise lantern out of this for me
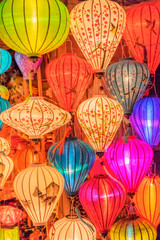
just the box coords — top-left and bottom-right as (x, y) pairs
(0, 98), (11, 130)
(0, 49), (12, 74)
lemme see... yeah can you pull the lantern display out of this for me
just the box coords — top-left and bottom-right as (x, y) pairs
(0, 0), (70, 58)
(0, 153), (13, 190)
(0, 98), (11, 130)
(105, 58), (150, 115)
(46, 53), (93, 112)
(123, 1), (160, 74)
(105, 136), (153, 194)
(0, 85), (9, 100)
(0, 97), (71, 139)
(77, 95), (124, 152)
(49, 216), (96, 240)
(0, 206), (24, 226)
(70, 0), (126, 71)
(13, 163), (64, 226)
(0, 49), (12, 74)
(0, 137), (10, 155)
(48, 137), (95, 196)
(130, 96), (160, 148)
(0, 227), (20, 240)
(79, 175), (126, 236)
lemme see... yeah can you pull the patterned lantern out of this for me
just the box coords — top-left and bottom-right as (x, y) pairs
(130, 96), (160, 148)
(0, 137), (10, 155)
(123, 1), (160, 74)
(0, 206), (24, 226)
(0, 0), (70, 58)
(105, 58), (150, 115)
(77, 95), (124, 152)
(0, 98), (11, 130)
(79, 175), (126, 237)
(70, 0), (126, 71)
(0, 85), (9, 100)
(0, 49), (12, 74)
(46, 53), (93, 112)
(0, 97), (71, 139)
(13, 163), (64, 226)
(105, 136), (153, 194)
(0, 153), (13, 190)
(48, 137), (95, 196)
(0, 227), (20, 240)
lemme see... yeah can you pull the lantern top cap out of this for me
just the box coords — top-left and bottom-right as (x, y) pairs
(30, 96), (43, 100)
(65, 137), (77, 141)
(61, 53), (77, 57)
(65, 215), (78, 220)
(119, 57), (135, 61)
(94, 174), (108, 179)
(30, 163), (46, 167)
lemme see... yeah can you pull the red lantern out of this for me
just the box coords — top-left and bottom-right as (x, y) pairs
(0, 206), (25, 226)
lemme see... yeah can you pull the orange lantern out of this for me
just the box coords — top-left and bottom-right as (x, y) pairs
(0, 137), (10, 155)
(0, 153), (13, 190)
(0, 206), (25, 226)
(29, 229), (45, 240)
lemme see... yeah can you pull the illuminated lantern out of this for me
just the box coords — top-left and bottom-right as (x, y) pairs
(79, 175), (126, 237)
(46, 53), (93, 112)
(0, 49), (12, 74)
(0, 97), (71, 139)
(0, 137), (10, 155)
(77, 95), (124, 152)
(14, 163), (64, 226)
(0, 227), (20, 240)
(0, 98), (11, 130)
(105, 136), (153, 194)
(48, 137), (95, 196)
(130, 96), (160, 148)
(0, 0), (70, 58)
(70, 0), (126, 72)
(123, 1), (160, 74)
(0, 153), (13, 190)
(89, 155), (107, 178)
(105, 58), (150, 115)
(0, 206), (24, 226)
(0, 85), (9, 100)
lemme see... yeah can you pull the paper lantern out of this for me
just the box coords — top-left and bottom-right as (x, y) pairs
(0, 49), (12, 74)
(48, 137), (95, 196)
(0, 85), (9, 100)
(79, 175), (126, 236)
(105, 136), (153, 194)
(46, 53), (93, 112)
(0, 97), (71, 139)
(0, 0), (70, 58)
(0, 137), (10, 155)
(105, 58), (150, 115)
(0, 153), (13, 190)
(123, 1), (160, 74)
(49, 216), (96, 240)
(13, 163), (64, 226)
(130, 96), (160, 148)
(70, 0), (126, 72)
(0, 206), (24, 226)
(0, 98), (11, 130)
(77, 95), (124, 152)
(0, 227), (20, 240)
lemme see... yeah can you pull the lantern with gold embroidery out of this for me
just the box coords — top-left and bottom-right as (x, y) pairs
(0, 153), (13, 190)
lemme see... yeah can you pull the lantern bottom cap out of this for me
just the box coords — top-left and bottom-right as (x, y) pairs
(33, 222), (47, 226)
(100, 231), (108, 238)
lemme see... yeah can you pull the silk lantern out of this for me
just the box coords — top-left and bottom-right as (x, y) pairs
(46, 53), (93, 112)
(0, 0), (70, 58)
(0, 85), (9, 100)
(130, 96), (160, 148)
(0, 206), (24, 226)
(0, 137), (10, 155)
(70, 0), (126, 72)
(0, 227), (20, 240)
(0, 49), (12, 74)
(48, 137), (95, 196)
(79, 175), (126, 237)
(77, 95), (124, 153)
(0, 97), (71, 139)
(0, 98), (11, 130)
(105, 58), (150, 115)
(0, 153), (13, 190)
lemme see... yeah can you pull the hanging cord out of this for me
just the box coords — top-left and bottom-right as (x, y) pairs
(75, 207), (95, 233)
(23, 70), (33, 103)
(120, 39), (127, 58)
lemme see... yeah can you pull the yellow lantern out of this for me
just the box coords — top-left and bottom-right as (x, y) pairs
(0, 153), (13, 190)
(0, 86), (9, 100)
(0, 137), (10, 155)
(0, 226), (20, 240)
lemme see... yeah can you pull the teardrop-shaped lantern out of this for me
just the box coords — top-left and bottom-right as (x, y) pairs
(105, 58), (150, 115)
(0, 49), (12, 74)
(0, 206), (24, 226)
(0, 85), (9, 100)
(0, 0), (70, 58)
(105, 136), (153, 194)
(46, 53), (93, 112)
(70, 0), (126, 72)
(48, 137), (95, 196)
(0, 98), (11, 130)
(0, 153), (14, 190)
(0, 97), (71, 139)
(0, 137), (10, 155)
(13, 163), (64, 226)
(77, 95), (124, 152)
(79, 175), (126, 237)
(130, 96), (160, 148)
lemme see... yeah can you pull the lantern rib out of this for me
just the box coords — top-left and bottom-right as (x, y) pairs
(98, 179), (105, 230)
(37, 166), (42, 222)
(152, 179), (157, 225)
(154, 180), (160, 226)
(34, 0), (39, 53)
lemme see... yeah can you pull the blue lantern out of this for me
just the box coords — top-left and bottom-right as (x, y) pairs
(0, 98), (11, 129)
(0, 49), (12, 74)
(105, 58), (150, 115)
(130, 96), (160, 148)
(48, 137), (95, 196)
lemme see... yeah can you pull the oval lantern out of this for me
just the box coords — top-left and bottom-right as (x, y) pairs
(13, 163), (64, 226)
(105, 58), (150, 115)
(0, 153), (14, 190)
(0, 85), (9, 100)
(77, 95), (124, 153)
(105, 136), (153, 194)
(0, 206), (24, 226)
(48, 137), (95, 196)
(46, 53), (93, 112)
(0, 98), (11, 130)
(0, 137), (10, 155)
(0, 49), (12, 74)
(0, 0), (70, 58)
(70, 0), (126, 72)
(123, 1), (160, 74)
(79, 175), (126, 237)
(130, 96), (160, 148)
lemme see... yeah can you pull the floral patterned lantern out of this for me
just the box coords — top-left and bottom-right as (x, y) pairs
(0, 206), (25, 226)
(0, 98), (11, 130)
(0, 85), (9, 100)
(0, 137), (10, 155)
(0, 49), (12, 74)
(0, 153), (13, 190)
(0, 227), (20, 240)
(70, 0), (126, 72)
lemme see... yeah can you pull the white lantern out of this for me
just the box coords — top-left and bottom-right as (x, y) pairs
(0, 153), (13, 190)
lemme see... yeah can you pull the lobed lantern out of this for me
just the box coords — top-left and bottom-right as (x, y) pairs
(0, 206), (24, 226)
(0, 49), (12, 74)
(0, 153), (13, 190)
(0, 137), (10, 155)
(0, 85), (9, 100)
(0, 98), (11, 130)
(0, 227), (20, 240)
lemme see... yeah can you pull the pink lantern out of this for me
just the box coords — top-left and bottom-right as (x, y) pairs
(0, 206), (25, 226)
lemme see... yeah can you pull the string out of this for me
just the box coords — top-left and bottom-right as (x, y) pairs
(120, 39), (127, 58)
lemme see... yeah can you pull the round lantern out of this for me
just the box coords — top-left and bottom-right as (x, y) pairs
(105, 58), (150, 115)
(0, 137), (10, 155)
(46, 53), (93, 112)
(48, 137), (95, 196)
(0, 206), (24, 226)
(0, 85), (9, 100)
(0, 96), (71, 139)
(0, 98), (11, 130)
(79, 175), (126, 237)
(0, 0), (70, 58)
(13, 163), (64, 226)
(105, 136), (153, 194)
(49, 216), (96, 240)
(0, 227), (20, 240)
(0, 153), (13, 190)
(123, 1), (160, 74)
(77, 95), (124, 153)
(130, 96), (160, 148)
(0, 49), (12, 74)
(70, 0), (126, 72)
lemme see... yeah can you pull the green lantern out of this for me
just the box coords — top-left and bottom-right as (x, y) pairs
(0, 227), (20, 240)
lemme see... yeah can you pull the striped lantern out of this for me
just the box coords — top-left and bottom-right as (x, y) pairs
(13, 163), (64, 226)
(0, 153), (14, 190)
(0, 98), (11, 130)
(0, 49), (12, 74)
(0, 137), (10, 155)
